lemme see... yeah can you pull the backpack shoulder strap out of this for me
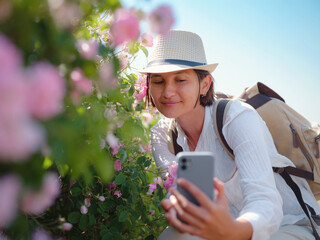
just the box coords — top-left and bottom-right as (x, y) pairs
(213, 99), (235, 160)
(168, 120), (183, 155)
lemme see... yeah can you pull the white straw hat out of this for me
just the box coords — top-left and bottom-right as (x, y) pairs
(139, 30), (218, 74)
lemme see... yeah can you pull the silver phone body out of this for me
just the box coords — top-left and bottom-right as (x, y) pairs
(176, 152), (215, 206)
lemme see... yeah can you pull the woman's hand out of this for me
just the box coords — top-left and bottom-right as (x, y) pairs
(161, 178), (253, 240)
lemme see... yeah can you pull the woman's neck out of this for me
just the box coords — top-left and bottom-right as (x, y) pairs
(176, 105), (206, 150)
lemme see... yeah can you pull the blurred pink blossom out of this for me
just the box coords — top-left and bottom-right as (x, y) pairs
(163, 177), (174, 190)
(114, 160), (122, 171)
(0, 174), (21, 228)
(110, 8), (140, 46)
(168, 161), (178, 179)
(106, 133), (120, 155)
(27, 62), (66, 120)
(148, 5), (174, 35)
(135, 85), (148, 101)
(76, 39), (99, 60)
(21, 172), (61, 215)
(98, 196), (105, 202)
(32, 228), (53, 240)
(144, 145), (152, 153)
(0, 34), (22, 76)
(142, 112), (152, 125)
(62, 222), (73, 231)
(107, 181), (116, 191)
(121, 41), (130, 53)
(150, 210), (155, 215)
(117, 53), (128, 71)
(99, 62), (118, 91)
(141, 33), (153, 47)
(84, 198), (91, 207)
(104, 106), (117, 121)
(0, 118), (44, 161)
(71, 68), (93, 96)
(147, 183), (157, 195)
(80, 205), (88, 214)
(114, 190), (122, 198)
(100, 139), (106, 149)
(154, 177), (162, 185)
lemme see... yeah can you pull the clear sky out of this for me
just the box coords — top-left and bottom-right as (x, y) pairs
(123, 0), (320, 122)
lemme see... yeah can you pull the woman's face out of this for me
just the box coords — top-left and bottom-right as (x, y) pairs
(149, 69), (210, 118)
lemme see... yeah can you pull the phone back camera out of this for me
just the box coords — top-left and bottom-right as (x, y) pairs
(181, 165), (187, 170)
(181, 158), (187, 163)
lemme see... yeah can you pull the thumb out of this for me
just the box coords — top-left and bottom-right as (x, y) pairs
(214, 177), (227, 204)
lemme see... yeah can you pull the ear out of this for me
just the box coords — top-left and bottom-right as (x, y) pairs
(200, 75), (212, 95)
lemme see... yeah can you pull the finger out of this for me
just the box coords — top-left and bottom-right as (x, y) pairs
(177, 178), (213, 209)
(214, 178), (226, 204)
(166, 209), (202, 237)
(170, 188), (207, 221)
(161, 199), (173, 211)
(169, 195), (184, 216)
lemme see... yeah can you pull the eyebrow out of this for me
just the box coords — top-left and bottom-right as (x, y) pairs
(150, 71), (187, 79)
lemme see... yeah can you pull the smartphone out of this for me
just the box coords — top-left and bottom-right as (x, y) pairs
(176, 152), (215, 206)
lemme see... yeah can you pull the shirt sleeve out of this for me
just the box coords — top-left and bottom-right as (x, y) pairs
(150, 119), (176, 178)
(222, 100), (283, 240)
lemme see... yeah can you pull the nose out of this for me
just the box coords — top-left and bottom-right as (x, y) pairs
(163, 81), (176, 99)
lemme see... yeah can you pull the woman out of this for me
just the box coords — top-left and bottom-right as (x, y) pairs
(139, 30), (320, 240)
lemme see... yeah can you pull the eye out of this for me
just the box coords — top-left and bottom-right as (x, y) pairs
(151, 80), (164, 84)
(177, 79), (186, 83)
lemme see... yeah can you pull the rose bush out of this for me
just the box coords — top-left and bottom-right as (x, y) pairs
(0, 0), (174, 239)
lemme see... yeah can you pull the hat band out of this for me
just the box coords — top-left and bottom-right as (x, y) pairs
(147, 59), (207, 67)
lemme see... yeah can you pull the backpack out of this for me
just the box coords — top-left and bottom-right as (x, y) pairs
(168, 82), (320, 239)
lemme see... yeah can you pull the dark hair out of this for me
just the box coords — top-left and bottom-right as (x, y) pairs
(145, 69), (215, 107)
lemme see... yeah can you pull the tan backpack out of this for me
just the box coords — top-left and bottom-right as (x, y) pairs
(214, 82), (320, 202)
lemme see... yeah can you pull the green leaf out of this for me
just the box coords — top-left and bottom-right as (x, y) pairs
(79, 215), (89, 231)
(137, 156), (146, 165)
(115, 172), (126, 185)
(70, 187), (82, 197)
(119, 211), (128, 222)
(102, 232), (113, 240)
(145, 235), (155, 240)
(89, 213), (96, 226)
(140, 45), (148, 57)
(68, 212), (81, 224)
(120, 149), (127, 163)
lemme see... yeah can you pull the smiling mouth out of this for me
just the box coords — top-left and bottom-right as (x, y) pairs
(162, 101), (180, 107)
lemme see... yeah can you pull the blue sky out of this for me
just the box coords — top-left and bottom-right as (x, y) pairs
(123, 0), (320, 122)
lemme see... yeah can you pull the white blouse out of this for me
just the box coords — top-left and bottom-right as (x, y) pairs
(150, 99), (320, 240)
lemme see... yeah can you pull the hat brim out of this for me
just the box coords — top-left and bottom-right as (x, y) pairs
(138, 63), (218, 74)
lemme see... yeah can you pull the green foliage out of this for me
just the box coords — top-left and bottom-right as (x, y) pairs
(0, 0), (167, 239)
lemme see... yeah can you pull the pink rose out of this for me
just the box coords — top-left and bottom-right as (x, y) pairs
(153, 177), (162, 185)
(168, 161), (178, 178)
(114, 160), (122, 171)
(99, 62), (118, 91)
(84, 198), (91, 207)
(163, 177), (174, 190)
(21, 172), (61, 215)
(150, 210), (155, 215)
(32, 228), (53, 240)
(141, 33), (153, 47)
(147, 183), (157, 195)
(106, 133), (120, 155)
(148, 5), (174, 35)
(110, 8), (140, 46)
(70, 68), (93, 96)
(76, 39), (99, 60)
(98, 196), (105, 202)
(135, 85), (148, 101)
(80, 205), (88, 214)
(107, 181), (116, 191)
(62, 222), (73, 231)
(0, 118), (44, 162)
(117, 53), (128, 71)
(27, 62), (66, 120)
(0, 34), (22, 77)
(114, 190), (122, 198)
(0, 174), (21, 228)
